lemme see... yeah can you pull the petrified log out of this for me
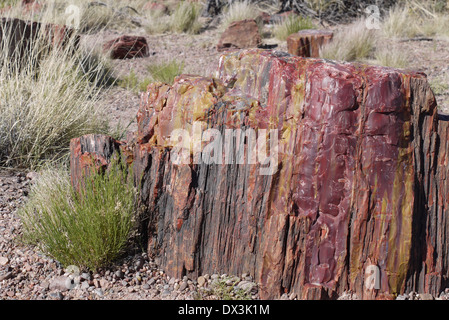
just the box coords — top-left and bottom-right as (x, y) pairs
(70, 49), (448, 300)
(0, 18), (79, 66)
(103, 35), (149, 60)
(217, 19), (262, 52)
(287, 29), (333, 58)
(69, 134), (123, 193)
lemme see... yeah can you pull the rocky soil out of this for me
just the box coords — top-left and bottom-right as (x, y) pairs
(0, 170), (262, 300)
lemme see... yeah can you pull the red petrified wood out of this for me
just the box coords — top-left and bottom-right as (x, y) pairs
(103, 35), (149, 59)
(0, 18), (79, 66)
(70, 49), (449, 300)
(287, 29), (333, 58)
(217, 19), (262, 52)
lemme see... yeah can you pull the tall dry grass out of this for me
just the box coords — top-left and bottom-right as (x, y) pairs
(0, 5), (111, 168)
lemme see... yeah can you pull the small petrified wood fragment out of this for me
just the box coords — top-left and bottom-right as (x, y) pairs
(103, 35), (149, 59)
(217, 19), (262, 52)
(287, 29), (333, 58)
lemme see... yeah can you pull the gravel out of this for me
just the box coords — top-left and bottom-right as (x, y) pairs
(0, 169), (261, 300)
(1, 167), (448, 301)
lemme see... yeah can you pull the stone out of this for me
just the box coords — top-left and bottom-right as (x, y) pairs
(80, 282), (90, 290)
(134, 256), (145, 270)
(0, 256), (9, 266)
(81, 273), (92, 281)
(40, 281), (50, 290)
(99, 279), (109, 289)
(419, 293), (434, 300)
(287, 29), (334, 58)
(236, 281), (257, 293)
(49, 276), (75, 292)
(148, 277), (156, 286)
(197, 276), (206, 287)
(94, 288), (104, 297)
(0, 272), (13, 281)
(179, 281), (188, 292)
(69, 49), (444, 300)
(69, 134), (124, 193)
(49, 291), (63, 300)
(217, 19), (262, 52)
(114, 270), (124, 279)
(103, 35), (149, 59)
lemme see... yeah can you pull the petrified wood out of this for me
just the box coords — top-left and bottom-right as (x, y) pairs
(216, 19), (262, 52)
(103, 35), (149, 59)
(70, 49), (447, 299)
(0, 17), (79, 66)
(287, 29), (333, 58)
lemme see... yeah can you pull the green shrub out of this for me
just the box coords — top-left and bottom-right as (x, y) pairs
(273, 14), (315, 41)
(118, 69), (152, 93)
(19, 156), (136, 271)
(195, 276), (252, 300)
(147, 60), (184, 84)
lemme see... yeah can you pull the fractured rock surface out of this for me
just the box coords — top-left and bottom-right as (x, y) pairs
(70, 49), (447, 299)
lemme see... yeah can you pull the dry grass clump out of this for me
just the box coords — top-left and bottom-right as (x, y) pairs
(220, 0), (261, 29)
(373, 47), (409, 69)
(170, 1), (202, 34)
(273, 14), (315, 41)
(144, 8), (172, 34)
(382, 1), (449, 39)
(320, 19), (377, 62)
(0, 9), (110, 168)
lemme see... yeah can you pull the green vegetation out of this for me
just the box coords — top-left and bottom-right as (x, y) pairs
(194, 276), (253, 300)
(430, 77), (449, 95)
(118, 69), (151, 93)
(273, 14), (315, 41)
(0, 0), (18, 8)
(19, 156), (137, 271)
(147, 60), (184, 84)
(209, 277), (252, 300)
